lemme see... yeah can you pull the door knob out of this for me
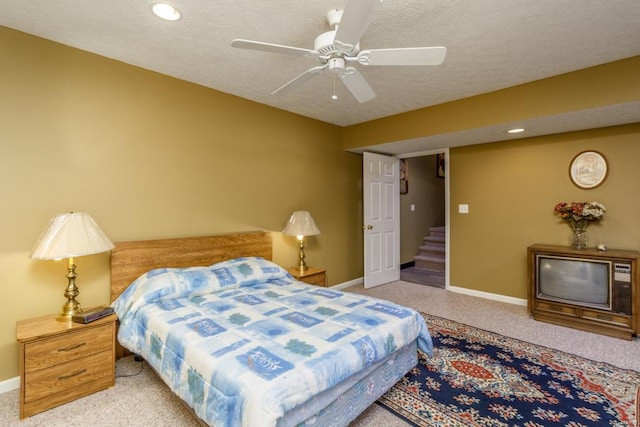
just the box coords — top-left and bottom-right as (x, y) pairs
(363, 224), (373, 230)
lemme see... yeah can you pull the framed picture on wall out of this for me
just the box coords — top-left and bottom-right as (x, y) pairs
(400, 179), (408, 194)
(400, 159), (408, 194)
(569, 150), (608, 189)
(436, 153), (445, 178)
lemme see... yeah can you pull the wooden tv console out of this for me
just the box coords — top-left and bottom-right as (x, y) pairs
(528, 244), (640, 340)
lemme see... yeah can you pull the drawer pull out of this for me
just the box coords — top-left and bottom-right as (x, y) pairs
(58, 369), (87, 381)
(57, 342), (86, 352)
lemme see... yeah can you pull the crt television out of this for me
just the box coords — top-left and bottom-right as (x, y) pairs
(535, 254), (632, 315)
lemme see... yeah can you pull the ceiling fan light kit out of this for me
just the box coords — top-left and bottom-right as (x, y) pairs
(231, 0), (446, 103)
(328, 57), (346, 73)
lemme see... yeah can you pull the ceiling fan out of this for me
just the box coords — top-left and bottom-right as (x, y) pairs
(231, 0), (446, 103)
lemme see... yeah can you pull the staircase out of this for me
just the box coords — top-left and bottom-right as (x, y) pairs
(400, 226), (446, 288)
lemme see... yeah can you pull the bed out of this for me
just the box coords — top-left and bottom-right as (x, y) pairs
(110, 231), (432, 427)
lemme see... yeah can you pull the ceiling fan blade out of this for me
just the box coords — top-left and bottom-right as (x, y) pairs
(334, 0), (382, 48)
(340, 67), (376, 103)
(359, 47), (447, 66)
(272, 64), (327, 96)
(231, 39), (316, 57)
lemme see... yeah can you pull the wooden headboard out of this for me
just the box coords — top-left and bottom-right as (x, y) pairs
(110, 231), (272, 302)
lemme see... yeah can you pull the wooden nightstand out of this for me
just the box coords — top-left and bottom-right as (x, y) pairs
(16, 310), (117, 419)
(288, 267), (327, 287)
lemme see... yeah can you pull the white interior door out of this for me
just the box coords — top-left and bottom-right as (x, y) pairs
(363, 152), (400, 288)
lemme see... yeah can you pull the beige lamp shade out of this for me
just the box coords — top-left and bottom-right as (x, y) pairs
(283, 211), (320, 237)
(283, 211), (320, 272)
(30, 212), (115, 260)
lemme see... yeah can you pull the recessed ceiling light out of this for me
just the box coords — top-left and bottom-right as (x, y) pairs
(508, 128), (525, 134)
(151, 3), (181, 21)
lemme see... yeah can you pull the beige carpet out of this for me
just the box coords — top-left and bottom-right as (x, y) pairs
(1, 281), (638, 426)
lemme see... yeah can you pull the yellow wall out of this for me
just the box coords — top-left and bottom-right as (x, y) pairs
(449, 125), (640, 298)
(0, 27), (362, 381)
(1, 24), (638, 383)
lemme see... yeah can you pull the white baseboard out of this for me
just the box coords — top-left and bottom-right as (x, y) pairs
(0, 376), (19, 394)
(448, 285), (527, 306)
(331, 278), (527, 307)
(331, 277), (364, 290)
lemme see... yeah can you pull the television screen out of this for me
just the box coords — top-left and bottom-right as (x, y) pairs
(537, 256), (610, 308)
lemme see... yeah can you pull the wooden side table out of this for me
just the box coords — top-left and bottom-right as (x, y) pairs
(16, 310), (117, 418)
(288, 267), (327, 287)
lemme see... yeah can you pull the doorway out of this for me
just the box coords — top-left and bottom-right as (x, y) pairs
(362, 150), (449, 289)
(398, 151), (448, 288)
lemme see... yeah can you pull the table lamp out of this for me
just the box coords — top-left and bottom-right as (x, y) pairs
(283, 211), (320, 272)
(30, 212), (115, 321)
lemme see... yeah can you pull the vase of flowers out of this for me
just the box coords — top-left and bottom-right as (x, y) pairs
(554, 202), (606, 249)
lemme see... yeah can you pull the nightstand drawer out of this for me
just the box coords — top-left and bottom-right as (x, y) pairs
(24, 323), (113, 372)
(301, 272), (326, 286)
(287, 267), (327, 287)
(24, 349), (114, 402)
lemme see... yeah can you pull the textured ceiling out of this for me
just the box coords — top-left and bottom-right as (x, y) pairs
(2, 0), (639, 152)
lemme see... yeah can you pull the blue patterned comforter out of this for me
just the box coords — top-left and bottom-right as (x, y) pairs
(113, 257), (432, 427)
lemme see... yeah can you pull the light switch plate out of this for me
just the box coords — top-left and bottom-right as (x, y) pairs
(458, 204), (469, 214)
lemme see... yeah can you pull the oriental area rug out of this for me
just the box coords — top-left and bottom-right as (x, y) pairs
(377, 313), (640, 427)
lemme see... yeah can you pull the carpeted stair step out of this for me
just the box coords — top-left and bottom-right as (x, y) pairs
(428, 225), (445, 238)
(418, 244), (445, 258)
(414, 254), (445, 271)
(424, 234), (445, 245)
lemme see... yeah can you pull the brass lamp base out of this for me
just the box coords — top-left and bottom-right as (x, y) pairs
(57, 258), (83, 322)
(297, 236), (308, 272)
(57, 304), (82, 322)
